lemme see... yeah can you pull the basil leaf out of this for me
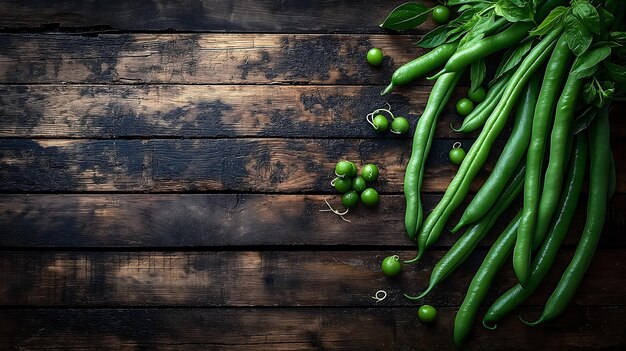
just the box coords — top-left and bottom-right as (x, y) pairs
(603, 62), (626, 83)
(529, 6), (567, 36)
(416, 26), (449, 48)
(571, 46), (612, 79)
(564, 12), (593, 56)
(470, 59), (486, 93)
(494, 39), (533, 80)
(573, 106), (598, 134)
(495, 0), (534, 22)
(380, 2), (430, 31)
(572, 0), (600, 34)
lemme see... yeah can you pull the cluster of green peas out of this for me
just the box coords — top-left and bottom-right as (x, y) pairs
(366, 103), (410, 136)
(325, 161), (381, 221)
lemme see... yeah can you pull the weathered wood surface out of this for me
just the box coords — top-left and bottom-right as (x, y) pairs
(0, 194), (624, 248)
(0, 34), (429, 84)
(2, 138), (624, 193)
(0, 138), (482, 193)
(0, 250), (623, 307)
(1, 307), (624, 350)
(0, 85), (468, 138)
(0, 0), (439, 33)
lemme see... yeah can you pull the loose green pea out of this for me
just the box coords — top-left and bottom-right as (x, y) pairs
(373, 114), (389, 132)
(449, 143), (466, 165)
(361, 164), (379, 182)
(367, 48), (384, 66)
(381, 255), (402, 277)
(361, 188), (380, 207)
(352, 176), (367, 193)
(391, 117), (410, 134)
(333, 177), (352, 193)
(341, 191), (359, 209)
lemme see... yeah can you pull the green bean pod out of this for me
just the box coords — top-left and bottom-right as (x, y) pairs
(515, 35), (571, 287)
(381, 42), (458, 96)
(451, 71), (511, 133)
(454, 212), (521, 347)
(404, 71), (463, 241)
(482, 133), (588, 328)
(523, 110), (609, 326)
(405, 165), (524, 297)
(413, 29), (561, 261)
(429, 0), (566, 79)
(452, 75), (540, 232)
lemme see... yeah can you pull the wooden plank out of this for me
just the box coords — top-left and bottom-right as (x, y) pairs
(0, 138), (482, 193)
(0, 85), (470, 139)
(0, 33), (431, 84)
(1, 307), (624, 350)
(0, 250), (623, 307)
(2, 138), (625, 193)
(0, 0), (438, 33)
(0, 194), (624, 248)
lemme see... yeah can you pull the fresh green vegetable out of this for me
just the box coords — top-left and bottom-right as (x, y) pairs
(454, 212), (521, 347)
(367, 47), (384, 66)
(341, 191), (359, 209)
(453, 75), (540, 232)
(432, 5), (451, 24)
(453, 72), (510, 133)
(381, 42), (458, 95)
(483, 133), (588, 328)
(522, 109), (609, 326)
(418, 305), (437, 323)
(455, 98), (474, 116)
(333, 177), (352, 193)
(404, 71), (463, 241)
(361, 188), (380, 207)
(381, 255), (402, 277)
(468, 86), (486, 103)
(335, 161), (353, 178)
(361, 164), (379, 182)
(448, 143), (466, 165)
(352, 176), (367, 193)
(372, 114), (389, 132)
(391, 117), (410, 134)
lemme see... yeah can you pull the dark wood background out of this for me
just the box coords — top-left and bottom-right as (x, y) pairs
(0, 1), (624, 349)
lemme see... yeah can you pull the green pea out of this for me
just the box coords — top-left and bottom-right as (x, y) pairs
(456, 98), (474, 116)
(335, 160), (353, 177)
(341, 191), (359, 209)
(391, 117), (410, 134)
(367, 48), (384, 66)
(468, 86), (486, 103)
(449, 143), (466, 165)
(361, 164), (379, 182)
(432, 6), (451, 24)
(418, 305), (437, 323)
(372, 114), (389, 132)
(381, 255), (402, 277)
(361, 188), (380, 207)
(352, 176), (367, 193)
(333, 177), (352, 193)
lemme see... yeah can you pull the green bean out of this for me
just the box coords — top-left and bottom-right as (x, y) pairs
(381, 42), (458, 96)
(404, 71), (463, 241)
(451, 71), (511, 133)
(411, 28), (561, 262)
(522, 109), (609, 326)
(483, 133), (588, 328)
(513, 36), (570, 284)
(405, 165), (524, 295)
(454, 212), (521, 347)
(452, 75), (540, 232)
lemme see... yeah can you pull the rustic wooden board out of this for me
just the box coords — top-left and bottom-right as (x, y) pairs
(0, 250), (623, 307)
(0, 138), (483, 193)
(1, 307), (624, 350)
(2, 138), (624, 193)
(0, 0), (439, 33)
(0, 85), (470, 139)
(0, 34), (430, 84)
(0, 194), (624, 248)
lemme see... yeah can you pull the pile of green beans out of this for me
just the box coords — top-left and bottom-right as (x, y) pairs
(374, 0), (621, 346)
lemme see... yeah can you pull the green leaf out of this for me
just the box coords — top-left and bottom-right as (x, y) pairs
(380, 2), (430, 31)
(495, 0), (534, 22)
(494, 39), (533, 79)
(416, 26), (450, 48)
(529, 6), (567, 36)
(564, 12), (593, 56)
(470, 58), (486, 93)
(573, 106), (598, 134)
(447, 0), (486, 6)
(603, 62), (626, 83)
(582, 82), (597, 105)
(571, 0), (600, 34)
(571, 46), (612, 78)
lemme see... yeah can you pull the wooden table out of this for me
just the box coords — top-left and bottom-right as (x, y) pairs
(1, 1), (624, 349)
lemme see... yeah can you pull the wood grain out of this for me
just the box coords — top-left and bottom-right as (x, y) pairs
(0, 33), (430, 84)
(0, 0), (439, 33)
(1, 306), (624, 350)
(0, 84), (470, 139)
(0, 194), (624, 248)
(0, 138), (483, 193)
(0, 250), (623, 307)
